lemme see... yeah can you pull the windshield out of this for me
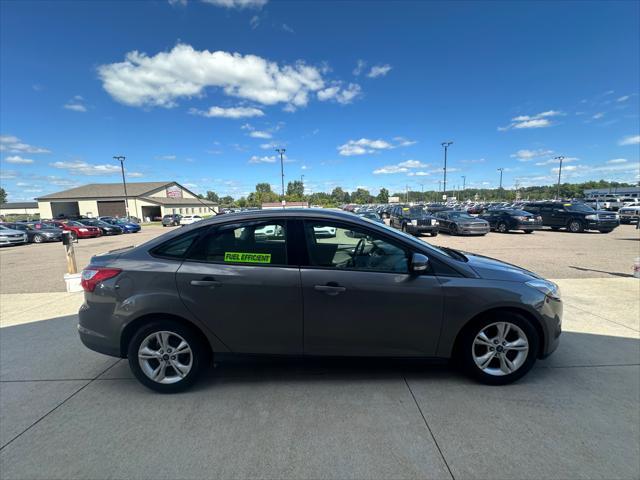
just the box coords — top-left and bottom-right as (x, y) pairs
(448, 212), (473, 219)
(374, 220), (461, 260)
(404, 207), (426, 219)
(565, 203), (595, 213)
(508, 210), (532, 216)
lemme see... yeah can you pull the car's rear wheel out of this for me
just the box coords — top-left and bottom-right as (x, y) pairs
(523, 230), (533, 234)
(459, 313), (539, 385)
(33, 234), (45, 243)
(496, 222), (509, 233)
(430, 231), (438, 237)
(127, 320), (209, 393)
(568, 219), (584, 233)
(599, 229), (613, 234)
(450, 224), (459, 235)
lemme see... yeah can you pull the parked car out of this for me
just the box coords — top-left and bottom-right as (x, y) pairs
(78, 209), (562, 393)
(357, 211), (385, 224)
(434, 211), (490, 235)
(78, 219), (123, 235)
(44, 220), (102, 239)
(389, 205), (439, 236)
(0, 225), (28, 246)
(618, 205), (640, 224)
(522, 202), (619, 233)
(1, 222), (63, 243)
(478, 209), (543, 234)
(180, 215), (203, 225)
(162, 214), (182, 227)
(102, 218), (141, 233)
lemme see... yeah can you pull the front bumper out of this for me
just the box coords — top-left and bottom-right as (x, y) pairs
(586, 220), (619, 230)
(0, 236), (27, 245)
(457, 224), (490, 235)
(406, 223), (438, 234)
(515, 222), (543, 230)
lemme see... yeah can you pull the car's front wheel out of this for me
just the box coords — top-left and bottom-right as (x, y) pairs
(459, 313), (539, 385)
(33, 234), (45, 243)
(496, 221), (509, 233)
(568, 219), (584, 233)
(127, 320), (210, 393)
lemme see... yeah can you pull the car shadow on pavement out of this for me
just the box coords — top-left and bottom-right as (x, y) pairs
(568, 265), (635, 278)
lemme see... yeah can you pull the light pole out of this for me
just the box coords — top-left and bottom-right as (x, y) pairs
(300, 174), (305, 196)
(113, 155), (129, 218)
(461, 175), (466, 201)
(497, 168), (504, 189)
(441, 141), (453, 200)
(405, 184), (409, 203)
(275, 148), (286, 202)
(555, 156), (565, 199)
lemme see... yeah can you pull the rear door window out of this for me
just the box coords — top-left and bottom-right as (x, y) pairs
(188, 220), (287, 266)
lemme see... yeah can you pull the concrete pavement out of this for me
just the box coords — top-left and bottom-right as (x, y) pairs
(0, 278), (638, 479)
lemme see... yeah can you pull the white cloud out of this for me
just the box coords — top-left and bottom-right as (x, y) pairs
(459, 158), (486, 164)
(367, 64), (392, 78)
(607, 158), (628, 164)
(168, 0), (188, 5)
(551, 165), (577, 173)
(592, 112), (604, 120)
(282, 24), (294, 33)
(156, 155), (177, 160)
(510, 149), (554, 161)
(63, 95), (87, 112)
(4, 155), (34, 164)
(50, 160), (142, 177)
(189, 106), (264, 118)
(499, 110), (562, 131)
(0, 135), (50, 154)
(201, 0), (267, 8)
(249, 130), (272, 139)
(249, 15), (260, 29)
(99, 44), (342, 109)
(317, 83), (361, 104)
(619, 135), (640, 146)
(617, 95), (630, 102)
(353, 59), (366, 76)
(398, 159), (428, 168)
(338, 138), (393, 156)
(337, 137), (415, 156)
(407, 171), (430, 177)
(260, 142), (278, 150)
(248, 155), (277, 164)
(373, 165), (408, 174)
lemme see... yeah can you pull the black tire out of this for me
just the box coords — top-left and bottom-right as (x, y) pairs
(523, 230), (533, 234)
(598, 229), (613, 234)
(401, 223), (407, 233)
(496, 222), (509, 233)
(450, 224), (459, 236)
(33, 234), (45, 243)
(458, 312), (539, 386)
(127, 319), (210, 393)
(430, 231), (438, 237)
(567, 219), (584, 233)
(551, 227), (560, 231)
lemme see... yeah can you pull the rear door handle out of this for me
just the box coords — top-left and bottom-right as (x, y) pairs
(190, 279), (221, 288)
(314, 284), (346, 295)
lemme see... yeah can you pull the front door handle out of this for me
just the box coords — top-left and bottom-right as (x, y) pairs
(314, 284), (346, 295)
(190, 279), (221, 288)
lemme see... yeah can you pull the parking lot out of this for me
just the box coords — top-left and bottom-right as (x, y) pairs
(0, 221), (639, 479)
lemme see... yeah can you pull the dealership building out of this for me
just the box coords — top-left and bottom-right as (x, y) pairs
(35, 181), (217, 220)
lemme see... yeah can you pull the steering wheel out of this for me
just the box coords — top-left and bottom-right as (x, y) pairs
(348, 238), (366, 267)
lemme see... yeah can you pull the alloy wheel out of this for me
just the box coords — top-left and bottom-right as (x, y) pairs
(33, 234), (44, 243)
(472, 322), (529, 376)
(138, 331), (193, 384)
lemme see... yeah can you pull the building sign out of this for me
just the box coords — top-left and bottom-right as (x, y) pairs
(166, 185), (182, 198)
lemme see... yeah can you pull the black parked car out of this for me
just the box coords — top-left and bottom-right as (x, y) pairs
(479, 209), (543, 234)
(162, 214), (183, 227)
(389, 205), (439, 236)
(434, 211), (490, 235)
(2, 222), (63, 243)
(522, 202), (619, 233)
(79, 219), (123, 235)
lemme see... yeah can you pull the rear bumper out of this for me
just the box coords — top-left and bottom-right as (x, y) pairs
(78, 300), (123, 358)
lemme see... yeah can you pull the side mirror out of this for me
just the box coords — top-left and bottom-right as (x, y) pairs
(410, 253), (429, 272)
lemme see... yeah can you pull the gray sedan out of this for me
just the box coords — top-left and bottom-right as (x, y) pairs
(0, 225), (28, 246)
(435, 211), (490, 235)
(78, 209), (561, 393)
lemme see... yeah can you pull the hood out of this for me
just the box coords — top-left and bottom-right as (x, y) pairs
(463, 252), (541, 282)
(0, 228), (25, 235)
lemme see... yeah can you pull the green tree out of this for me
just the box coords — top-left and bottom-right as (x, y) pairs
(255, 183), (273, 194)
(247, 183), (279, 206)
(236, 197), (247, 207)
(286, 180), (304, 199)
(376, 187), (389, 203)
(351, 188), (372, 204)
(331, 187), (350, 204)
(206, 191), (219, 203)
(0, 187), (6, 204)
(219, 195), (234, 205)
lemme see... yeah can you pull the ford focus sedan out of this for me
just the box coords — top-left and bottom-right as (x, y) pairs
(78, 209), (562, 393)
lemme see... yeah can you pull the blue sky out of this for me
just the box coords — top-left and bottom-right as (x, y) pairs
(1, 0), (639, 201)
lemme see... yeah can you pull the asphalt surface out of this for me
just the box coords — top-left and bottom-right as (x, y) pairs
(0, 279), (638, 479)
(0, 222), (639, 294)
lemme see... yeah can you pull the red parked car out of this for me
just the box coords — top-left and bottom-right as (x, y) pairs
(44, 220), (102, 239)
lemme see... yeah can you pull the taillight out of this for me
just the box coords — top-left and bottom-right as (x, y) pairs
(81, 267), (121, 292)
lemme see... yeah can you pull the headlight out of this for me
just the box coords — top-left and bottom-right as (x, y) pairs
(526, 280), (561, 300)
(585, 214), (597, 220)
(0, 236), (7, 240)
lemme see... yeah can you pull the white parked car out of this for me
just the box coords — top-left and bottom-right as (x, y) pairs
(313, 226), (337, 238)
(0, 225), (28, 246)
(179, 215), (203, 225)
(618, 205), (640, 224)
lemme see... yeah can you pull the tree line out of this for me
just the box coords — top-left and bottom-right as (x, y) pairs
(199, 180), (636, 207)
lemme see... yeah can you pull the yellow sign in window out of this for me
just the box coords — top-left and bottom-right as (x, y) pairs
(224, 252), (272, 264)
